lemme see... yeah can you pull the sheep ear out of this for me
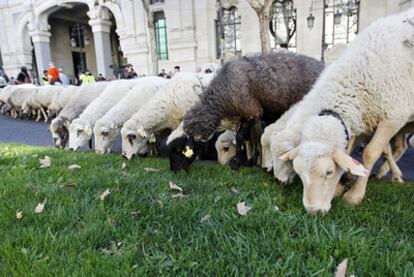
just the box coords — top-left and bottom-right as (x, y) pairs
(279, 147), (299, 161)
(332, 148), (368, 177)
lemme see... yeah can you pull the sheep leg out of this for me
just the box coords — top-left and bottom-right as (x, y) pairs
(40, 107), (48, 123)
(376, 133), (408, 180)
(382, 143), (404, 183)
(35, 109), (42, 122)
(343, 122), (399, 205)
(229, 119), (252, 170)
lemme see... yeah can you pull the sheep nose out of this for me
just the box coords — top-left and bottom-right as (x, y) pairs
(306, 207), (328, 215)
(138, 153), (148, 158)
(69, 147), (74, 151)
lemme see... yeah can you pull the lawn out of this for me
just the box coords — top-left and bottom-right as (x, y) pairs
(0, 143), (413, 276)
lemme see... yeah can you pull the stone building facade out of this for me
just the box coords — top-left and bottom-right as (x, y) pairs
(0, 0), (413, 80)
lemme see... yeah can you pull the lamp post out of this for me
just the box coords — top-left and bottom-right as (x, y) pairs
(70, 23), (90, 73)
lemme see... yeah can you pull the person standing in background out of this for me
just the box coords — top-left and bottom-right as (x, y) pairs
(59, 68), (70, 85)
(41, 70), (48, 85)
(126, 64), (138, 79)
(47, 63), (61, 85)
(0, 67), (10, 84)
(16, 66), (31, 84)
(97, 73), (106, 81)
(81, 70), (95, 84)
(174, 66), (180, 74)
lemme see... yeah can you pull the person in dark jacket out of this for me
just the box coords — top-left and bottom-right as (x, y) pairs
(16, 66), (31, 84)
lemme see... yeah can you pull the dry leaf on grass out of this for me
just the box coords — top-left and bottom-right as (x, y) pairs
(335, 259), (348, 277)
(39, 156), (52, 168)
(130, 210), (141, 216)
(99, 189), (111, 201)
(171, 193), (188, 199)
(16, 210), (23, 220)
(144, 167), (160, 172)
(60, 183), (77, 188)
(200, 214), (210, 223)
(68, 164), (81, 170)
(230, 187), (239, 194)
(121, 162), (127, 170)
(169, 181), (183, 192)
(237, 201), (252, 216)
(34, 199), (47, 214)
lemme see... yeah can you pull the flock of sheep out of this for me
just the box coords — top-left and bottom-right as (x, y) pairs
(1, 8), (414, 214)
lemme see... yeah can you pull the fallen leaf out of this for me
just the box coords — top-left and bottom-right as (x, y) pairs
(169, 181), (183, 192)
(60, 183), (77, 188)
(121, 171), (128, 177)
(157, 200), (164, 209)
(130, 210), (141, 216)
(34, 199), (47, 214)
(200, 214), (210, 223)
(144, 167), (160, 172)
(121, 162), (127, 170)
(99, 189), (111, 201)
(16, 210), (23, 220)
(230, 187), (239, 194)
(335, 259), (348, 277)
(171, 193), (188, 199)
(237, 201), (252, 216)
(39, 156), (52, 168)
(68, 164), (81, 170)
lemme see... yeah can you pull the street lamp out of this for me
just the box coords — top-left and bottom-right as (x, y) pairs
(70, 23), (90, 73)
(307, 13), (315, 29)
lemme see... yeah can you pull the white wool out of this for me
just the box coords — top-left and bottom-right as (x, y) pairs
(123, 72), (214, 136)
(93, 77), (167, 153)
(272, 8), (414, 179)
(48, 86), (79, 114)
(29, 85), (63, 110)
(215, 130), (237, 165)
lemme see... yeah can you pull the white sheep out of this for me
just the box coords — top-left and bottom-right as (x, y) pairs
(68, 79), (141, 151)
(276, 8), (414, 214)
(6, 85), (37, 118)
(49, 82), (109, 148)
(215, 130), (237, 165)
(93, 77), (167, 154)
(47, 86), (79, 118)
(23, 85), (64, 122)
(121, 72), (215, 159)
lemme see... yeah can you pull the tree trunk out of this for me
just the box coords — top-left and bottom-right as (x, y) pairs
(246, 0), (273, 54)
(141, 0), (159, 75)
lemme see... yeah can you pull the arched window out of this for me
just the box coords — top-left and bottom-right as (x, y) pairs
(270, 0), (297, 51)
(154, 11), (168, 60)
(216, 6), (241, 59)
(324, 0), (360, 50)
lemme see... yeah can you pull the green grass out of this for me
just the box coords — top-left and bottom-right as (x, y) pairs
(0, 143), (413, 276)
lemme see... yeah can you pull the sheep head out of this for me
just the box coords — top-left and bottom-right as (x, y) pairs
(94, 122), (118, 154)
(50, 117), (69, 148)
(215, 130), (237, 165)
(167, 134), (201, 172)
(279, 116), (367, 214)
(68, 119), (93, 151)
(120, 124), (153, 159)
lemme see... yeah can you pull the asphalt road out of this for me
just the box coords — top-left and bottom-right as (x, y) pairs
(0, 114), (413, 181)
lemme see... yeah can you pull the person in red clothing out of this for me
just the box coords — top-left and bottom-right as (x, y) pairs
(47, 63), (61, 85)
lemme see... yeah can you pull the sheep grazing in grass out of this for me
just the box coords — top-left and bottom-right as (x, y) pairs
(94, 77), (167, 154)
(215, 130), (237, 165)
(0, 86), (15, 114)
(22, 85), (64, 122)
(68, 79), (141, 151)
(277, 8), (414, 214)
(121, 72), (215, 160)
(47, 86), (79, 118)
(167, 52), (324, 172)
(49, 82), (108, 148)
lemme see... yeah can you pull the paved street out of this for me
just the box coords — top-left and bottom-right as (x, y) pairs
(0, 113), (413, 181)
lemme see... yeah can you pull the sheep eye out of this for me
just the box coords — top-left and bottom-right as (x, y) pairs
(224, 146), (230, 152)
(77, 130), (83, 136)
(326, 170), (334, 177)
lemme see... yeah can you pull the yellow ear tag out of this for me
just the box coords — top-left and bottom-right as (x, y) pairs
(148, 134), (156, 143)
(138, 129), (147, 138)
(182, 146), (194, 158)
(85, 126), (92, 136)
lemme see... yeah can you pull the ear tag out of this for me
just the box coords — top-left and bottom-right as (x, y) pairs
(232, 139), (237, 145)
(85, 126), (92, 136)
(138, 128), (147, 138)
(182, 146), (194, 158)
(148, 134), (156, 143)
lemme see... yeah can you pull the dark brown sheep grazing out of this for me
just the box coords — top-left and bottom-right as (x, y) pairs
(168, 52), (324, 172)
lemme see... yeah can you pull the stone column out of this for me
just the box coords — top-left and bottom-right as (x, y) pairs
(29, 23), (52, 75)
(89, 17), (113, 78)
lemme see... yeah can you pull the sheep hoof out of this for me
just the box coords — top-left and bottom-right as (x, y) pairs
(229, 158), (242, 171)
(343, 190), (364, 206)
(391, 176), (404, 184)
